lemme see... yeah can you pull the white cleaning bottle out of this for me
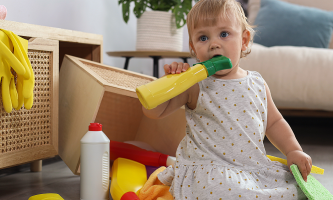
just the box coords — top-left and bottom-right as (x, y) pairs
(80, 123), (110, 200)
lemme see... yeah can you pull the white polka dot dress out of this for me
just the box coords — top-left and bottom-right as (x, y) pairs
(158, 71), (306, 199)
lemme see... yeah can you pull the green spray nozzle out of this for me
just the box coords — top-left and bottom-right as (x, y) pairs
(195, 55), (232, 77)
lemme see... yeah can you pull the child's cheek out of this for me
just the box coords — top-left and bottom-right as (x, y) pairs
(215, 68), (232, 75)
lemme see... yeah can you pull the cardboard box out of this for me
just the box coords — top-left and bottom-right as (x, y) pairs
(59, 55), (186, 175)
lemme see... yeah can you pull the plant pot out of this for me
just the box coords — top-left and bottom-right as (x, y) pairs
(136, 11), (183, 51)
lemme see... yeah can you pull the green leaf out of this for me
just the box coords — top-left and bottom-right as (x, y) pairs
(134, 1), (147, 18)
(182, 0), (192, 11)
(149, 0), (177, 11)
(119, 0), (131, 23)
(173, 0), (192, 28)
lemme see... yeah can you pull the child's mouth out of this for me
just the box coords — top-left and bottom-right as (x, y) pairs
(212, 54), (222, 58)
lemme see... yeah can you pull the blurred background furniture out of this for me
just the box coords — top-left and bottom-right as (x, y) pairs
(0, 20), (102, 172)
(240, 0), (333, 117)
(107, 51), (191, 78)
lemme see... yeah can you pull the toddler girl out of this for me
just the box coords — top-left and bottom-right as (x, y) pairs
(142, 0), (311, 199)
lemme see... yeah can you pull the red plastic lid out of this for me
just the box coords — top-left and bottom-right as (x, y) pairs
(89, 123), (102, 131)
(121, 192), (140, 200)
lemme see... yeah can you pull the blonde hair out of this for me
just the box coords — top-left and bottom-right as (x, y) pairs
(187, 0), (255, 59)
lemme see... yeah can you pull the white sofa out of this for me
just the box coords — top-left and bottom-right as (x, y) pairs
(240, 0), (333, 116)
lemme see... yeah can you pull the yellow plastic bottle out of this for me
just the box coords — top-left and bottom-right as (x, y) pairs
(136, 55), (232, 110)
(28, 193), (64, 200)
(266, 155), (324, 175)
(110, 158), (147, 200)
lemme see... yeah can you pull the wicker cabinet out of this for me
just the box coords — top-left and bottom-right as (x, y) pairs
(0, 20), (103, 171)
(0, 38), (59, 170)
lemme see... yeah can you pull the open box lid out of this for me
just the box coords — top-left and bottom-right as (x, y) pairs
(59, 55), (186, 175)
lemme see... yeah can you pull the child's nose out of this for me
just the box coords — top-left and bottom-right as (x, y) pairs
(210, 43), (221, 50)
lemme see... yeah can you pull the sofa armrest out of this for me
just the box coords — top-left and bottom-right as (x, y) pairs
(240, 43), (333, 111)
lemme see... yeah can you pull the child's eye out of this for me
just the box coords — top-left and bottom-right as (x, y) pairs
(199, 35), (208, 41)
(220, 32), (229, 38)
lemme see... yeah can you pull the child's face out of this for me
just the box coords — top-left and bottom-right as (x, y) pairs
(190, 11), (250, 76)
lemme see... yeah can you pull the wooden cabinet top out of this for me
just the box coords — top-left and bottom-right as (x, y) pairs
(0, 20), (103, 45)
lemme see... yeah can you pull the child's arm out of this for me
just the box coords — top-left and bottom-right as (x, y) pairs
(264, 81), (312, 182)
(142, 62), (198, 119)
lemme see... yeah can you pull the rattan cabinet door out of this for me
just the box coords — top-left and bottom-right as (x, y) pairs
(0, 38), (59, 169)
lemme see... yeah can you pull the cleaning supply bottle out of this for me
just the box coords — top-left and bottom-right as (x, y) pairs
(80, 123), (110, 200)
(109, 140), (175, 167)
(136, 55), (232, 110)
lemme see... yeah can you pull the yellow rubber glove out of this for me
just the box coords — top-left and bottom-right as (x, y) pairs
(9, 75), (18, 108)
(0, 31), (19, 109)
(0, 30), (24, 113)
(1, 29), (35, 110)
(11, 32), (34, 110)
(1, 29), (30, 79)
(0, 52), (15, 113)
(0, 30), (26, 76)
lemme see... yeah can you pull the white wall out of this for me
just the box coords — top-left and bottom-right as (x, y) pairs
(1, 0), (196, 77)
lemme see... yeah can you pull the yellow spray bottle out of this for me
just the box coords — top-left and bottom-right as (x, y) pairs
(136, 55), (232, 110)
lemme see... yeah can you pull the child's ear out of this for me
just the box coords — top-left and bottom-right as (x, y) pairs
(241, 29), (251, 51)
(189, 41), (196, 55)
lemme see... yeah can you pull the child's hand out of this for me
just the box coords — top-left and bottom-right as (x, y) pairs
(163, 62), (190, 75)
(286, 150), (312, 182)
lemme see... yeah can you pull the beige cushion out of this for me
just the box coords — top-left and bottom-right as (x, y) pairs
(240, 43), (333, 111)
(247, 0), (333, 49)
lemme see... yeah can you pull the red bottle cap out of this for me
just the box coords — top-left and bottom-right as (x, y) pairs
(121, 192), (140, 200)
(89, 123), (102, 131)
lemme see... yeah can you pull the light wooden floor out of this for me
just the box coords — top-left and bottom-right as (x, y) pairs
(0, 117), (332, 200)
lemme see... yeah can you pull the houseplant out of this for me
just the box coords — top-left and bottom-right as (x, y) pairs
(118, 0), (198, 51)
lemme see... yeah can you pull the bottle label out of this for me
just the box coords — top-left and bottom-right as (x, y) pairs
(102, 151), (109, 191)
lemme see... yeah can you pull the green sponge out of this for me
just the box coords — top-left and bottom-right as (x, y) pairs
(290, 164), (333, 200)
